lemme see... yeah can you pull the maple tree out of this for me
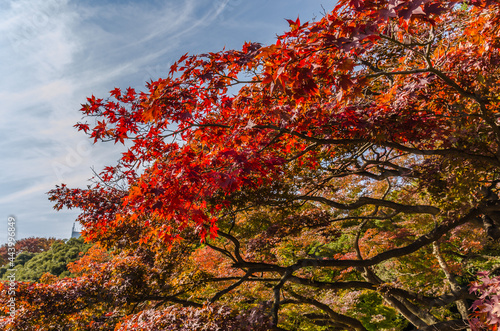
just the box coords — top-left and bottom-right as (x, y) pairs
(469, 272), (500, 330)
(2, 0), (500, 330)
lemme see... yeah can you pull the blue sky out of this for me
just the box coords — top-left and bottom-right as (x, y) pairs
(0, 0), (330, 244)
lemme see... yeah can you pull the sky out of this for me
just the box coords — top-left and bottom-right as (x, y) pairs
(0, 0), (330, 245)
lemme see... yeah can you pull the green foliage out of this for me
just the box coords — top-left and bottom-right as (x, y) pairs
(352, 292), (408, 331)
(0, 252), (36, 279)
(0, 237), (62, 267)
(0, 237), (91, 282)
(316, 234), (353, 257)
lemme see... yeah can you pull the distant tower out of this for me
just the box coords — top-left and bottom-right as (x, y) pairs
(71, 222), (81, 239)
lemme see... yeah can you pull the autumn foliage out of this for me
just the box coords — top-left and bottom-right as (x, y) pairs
(3, 0), (500, 330)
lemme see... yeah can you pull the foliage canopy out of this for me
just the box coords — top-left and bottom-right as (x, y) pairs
(3, 1), (500, 330)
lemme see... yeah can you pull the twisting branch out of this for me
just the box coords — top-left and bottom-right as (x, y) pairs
(205, 242), (237, 263)
(215, 230), (245, 263)
(210, 270), (252, 303)
(292, 195), (440, 215)
(432, 242), (469, 319)
(271, 270), (292, 327)
(285, 289), (368, 331)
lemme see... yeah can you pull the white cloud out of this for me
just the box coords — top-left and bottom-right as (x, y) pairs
(0, 0), (328, 244)
(0, 0), (78, 81)
(0, 0), (234, 244)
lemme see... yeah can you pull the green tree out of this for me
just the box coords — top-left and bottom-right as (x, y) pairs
(0, 237), (91, 281)
(0, 237), (61, 266)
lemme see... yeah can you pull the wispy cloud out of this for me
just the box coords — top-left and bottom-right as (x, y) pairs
(0, 0), (328, 244)
(0, 0), (238, 243)
(0, 0), (78, 81)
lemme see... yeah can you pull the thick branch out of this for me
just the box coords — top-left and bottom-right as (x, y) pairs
(215, 230), (245, 263)
(271, 270), (292, 327)
(252, 124), (500, 166)
(381, 293), (429, 328)
(382, 142), (500, 166)
(286, 205), (481, 271)
(287, 276), (376, 291)
(232, 205), (478, 272)
(272, 274), (473, 309)
(293, 195), (440, 215)
(141, 295), (203, 308)
(432, 242), (469, 319)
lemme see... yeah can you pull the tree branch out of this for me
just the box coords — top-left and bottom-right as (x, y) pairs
(285, 289), (368, 331)
(292, 195), (440, 215)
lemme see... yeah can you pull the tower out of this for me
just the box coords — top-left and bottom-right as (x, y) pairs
(71, 222), (81, 239)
